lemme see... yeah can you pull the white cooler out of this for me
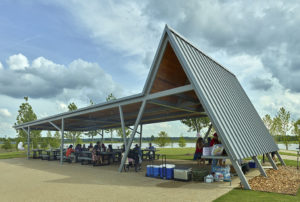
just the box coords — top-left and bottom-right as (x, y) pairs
(174, 167), (192, 181)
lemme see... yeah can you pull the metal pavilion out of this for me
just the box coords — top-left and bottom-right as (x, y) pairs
(14, 25), (285, 189)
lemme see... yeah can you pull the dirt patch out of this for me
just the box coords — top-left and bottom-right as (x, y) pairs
(249, 166), (300, 195)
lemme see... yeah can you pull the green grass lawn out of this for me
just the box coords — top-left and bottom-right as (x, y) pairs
(156, 147), (195, 160)
(279, 151), (298, 157)
(0, 151), (26, 159)
(214, 188), (300, 202)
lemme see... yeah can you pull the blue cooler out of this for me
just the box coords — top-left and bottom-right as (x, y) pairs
(146, 165), (153, 177)
(248, 161), (257, 168)
(153, 165), (160, 177)
(166, 164), (175, 179)
(160, 165), (166, 178)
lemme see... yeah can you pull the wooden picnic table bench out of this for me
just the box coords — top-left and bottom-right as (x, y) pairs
(142, 149), (160, 160)
(32, 149), (43, 159)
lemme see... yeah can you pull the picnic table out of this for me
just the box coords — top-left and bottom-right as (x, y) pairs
(142, 149), (160, 160)
(78, 151), (93, 165)
(45, 149), (61, 160)
(77, 150), (121, 165)
(32, 149), (43, 159)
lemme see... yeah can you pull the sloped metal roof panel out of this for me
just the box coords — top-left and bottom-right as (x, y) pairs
(167, 28), (278, 160)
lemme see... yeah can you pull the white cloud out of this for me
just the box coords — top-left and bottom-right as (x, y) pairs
(6, 53), (29, 70)
(0, 62), (3, 70)
(0, 108), (11, 117)
(0, 55), (123, 102)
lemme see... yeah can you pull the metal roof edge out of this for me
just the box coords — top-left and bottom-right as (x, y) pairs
(13, 92), (144, 129)
(142, 25), (169, 94)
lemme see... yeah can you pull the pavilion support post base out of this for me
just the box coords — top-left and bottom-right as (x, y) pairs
(266, 152), (278, 170)
(252, 156), (267, 177)
(275, 151), (286, 166)
(230, 159), (251, 190)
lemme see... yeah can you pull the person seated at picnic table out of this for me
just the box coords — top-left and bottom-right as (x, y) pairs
(147, 143), (155, 160)
(107, 144), (113, 152)
(66, 145), (75, 157)
(88, 143), (93, 151)
(92, 141), (103, 165)
(193, 137), (205, 165)
(128, 144), (142, 171)
(210, 133), (226, 166)
(148, 142), (155, 150)
(75, 144), (82, 153)
(101, 143), (107, 152)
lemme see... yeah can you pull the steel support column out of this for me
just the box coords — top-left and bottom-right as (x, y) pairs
(266, 152), (278, 170)
(252, 156), (267, 177)
(60, 118), (64, 165)
(139, 124), (143, 147)
(230, 159), (251, 190)
(275, 151), (286, 166)
(203, 124), (213, 141)
(119, 105), (127, 150)
(118, 100), (147, 172)
(27, 127), (30, 159)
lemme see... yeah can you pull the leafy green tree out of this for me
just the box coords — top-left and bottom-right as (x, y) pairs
(49, 131), (61, 148)
(40, 138), (48, 149)
(262, 114), (278, 143)
(15, 97), (41, 148)
(155, 131), (171, 147)
(65, 102), (82, 146)
(274, 107), (292, 150)
(116, 127), (131, 139)
(105, 94), (117, 142)
(75, 137), (83, 145)
(150, 135), (155, 142)
(293, 119), (300, 146)
(85, 130), (98, 142)
(181, 117), (210, 136)
(2, 137), (12, 150)
(178, 135), (186, 148)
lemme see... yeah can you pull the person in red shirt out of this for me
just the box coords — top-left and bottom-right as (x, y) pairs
(66, 145), (75, 157)
(210, 133), (221, 146)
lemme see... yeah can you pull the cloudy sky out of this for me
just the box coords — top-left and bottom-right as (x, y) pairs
(1, 0), (300, 138)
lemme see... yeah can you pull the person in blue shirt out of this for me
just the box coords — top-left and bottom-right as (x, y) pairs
(148, 142), (155, 150)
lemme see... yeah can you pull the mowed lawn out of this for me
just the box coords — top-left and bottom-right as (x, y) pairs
(156, 147), (195, 160)
(0, 151), (26, 159)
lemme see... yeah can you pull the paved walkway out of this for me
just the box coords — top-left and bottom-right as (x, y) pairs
(0, 158), (246, 202)
(2, 151), (296, 202)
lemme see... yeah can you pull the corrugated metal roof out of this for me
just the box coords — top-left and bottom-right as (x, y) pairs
(166, 26), (278, 160)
